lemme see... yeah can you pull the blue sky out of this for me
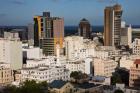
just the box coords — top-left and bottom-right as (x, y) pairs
(0, 0), (140, 26)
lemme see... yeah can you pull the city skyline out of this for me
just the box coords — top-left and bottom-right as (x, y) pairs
(0, 0), (140, 26)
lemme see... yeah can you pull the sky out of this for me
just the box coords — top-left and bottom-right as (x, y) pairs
(0, 0), (140, 26)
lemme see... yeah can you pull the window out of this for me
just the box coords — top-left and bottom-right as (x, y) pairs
(136, 64), (138, 68)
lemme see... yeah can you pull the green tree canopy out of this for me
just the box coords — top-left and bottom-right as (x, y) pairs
(114, 89), (124, 93)
(3, 80), (48, 93)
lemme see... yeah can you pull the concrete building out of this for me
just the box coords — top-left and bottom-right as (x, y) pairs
(21, 66), (70, 83)
(120, 25), (132, 47)
(94, 58), (118, 77)
(78, 18), (92, 39)
(129, 59), (140, 88)
(28, 23), (34, 46)
(25, 56), (56, 68)
(64, 36), (97, 60)
(64, 36), (122, 60)
(34, 12), (64, 56)
(65, 58), (93, 75)
(0, 35), (22, 70)
(0, 63), (13, 86)
(23, 47), (43, 59)
(104, 4), (122, 46)
(132, 38), (140, 55)
(95, 46), (121, 59)
(120, 56), (135, 70)
(64, 36), (84, 59)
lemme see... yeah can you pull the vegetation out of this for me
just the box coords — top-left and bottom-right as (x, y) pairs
(3, 80), (48, 93)
(114, 89), (124, 93)
(70, 71), (88, 81)
(111, 68), (129, 86)
(111, 72), (122, 85)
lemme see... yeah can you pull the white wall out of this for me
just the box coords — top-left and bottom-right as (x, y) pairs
(0, 38), (22, 70)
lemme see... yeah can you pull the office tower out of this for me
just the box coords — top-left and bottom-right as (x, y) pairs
(0, 32), (22, 70)
(28, 23), (34, 46)
(104, 4), (122, 46)
(129, 59), (140, 88)
(78, 18), (92, 39)
(34, 12), (64, 55)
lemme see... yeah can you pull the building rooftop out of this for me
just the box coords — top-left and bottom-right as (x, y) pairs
(49, 80), (68, 89)
(134, 59), (140, 64)
(92, 76), (107, 82)
(75, 82), (100, 89)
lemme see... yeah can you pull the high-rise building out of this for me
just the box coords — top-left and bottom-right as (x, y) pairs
(104, 4), (122, 46)
(34, 12), (64, 55)
(28, 23), (34, 46)
(78, 18), (92, 39)
(120, 25), (132, 47)
(0, 32), (22, 70)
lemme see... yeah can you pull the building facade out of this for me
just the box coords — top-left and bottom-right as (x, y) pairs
(120, 56), (135, 70)
(104, 4), (122, 46)
(129, 59), (140, 88)
(120, 25), (132, 47)
(0, 34), (22, 70)
(28, 23), (34, 46)
(132, 38), (140, 55)
(94, 58), (118, 77)
(78, 18), (92, 39)
(65, 58), (93, 75)
(34, 12), (64, 56)
(0, 63), (13, 86)
(21, 66), (70, 83)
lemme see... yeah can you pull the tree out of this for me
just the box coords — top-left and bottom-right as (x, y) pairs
(111, 72), (122, 85)
(3, 85), (20, 93)
(70, 71), (81, 79)
(20, 80), (43, 93)
(114, 90), (124, 93)
(3, 80), (48, 93)
(39, 81), (48, 88)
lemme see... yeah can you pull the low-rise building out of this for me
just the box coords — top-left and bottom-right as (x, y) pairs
(0, 63), (13, 86)
(23, 47), (43, 59)
(49, 80), (73, 93)
(49, 80), (102, 93)
(129, 59), (140, 88)
(132, 38), (140, 55)
(21, 66), (70, 83)
(120, 56), (135, 70)
(94, 58), (118, 77)
(26, 56), (56, 68)
(65, 57), (93, 75)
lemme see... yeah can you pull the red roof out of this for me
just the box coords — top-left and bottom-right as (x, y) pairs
(134, 59), (140, 64)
